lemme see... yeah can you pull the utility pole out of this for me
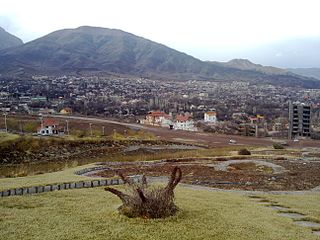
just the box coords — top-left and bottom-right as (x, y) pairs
(39, 114), (43, 129)
(89, 123), (93, 136)
(3, 113), (8, 133)
(102, 126), (105, 136)
(19, 121), (23, 134)
(66, 120), (69, 135)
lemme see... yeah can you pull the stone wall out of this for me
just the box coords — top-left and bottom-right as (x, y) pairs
(0, 176), (142, 198)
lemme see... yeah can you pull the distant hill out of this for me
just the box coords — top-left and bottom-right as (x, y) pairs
(0, 26), (319, 88)
(0, 27), (23, 50)
(213, 59), (288, 75)
(287, 68), (320, 80)
(224, 37), (320, 69)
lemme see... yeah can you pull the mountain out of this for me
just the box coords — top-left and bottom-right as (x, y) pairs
(0, 27), (23, 50)
(287, 68), (320, 80)
(213, 59), (288, 75)
(0, 26), (211, 77)
(0, 26), (319, 88)
(230, 37), (320, 69)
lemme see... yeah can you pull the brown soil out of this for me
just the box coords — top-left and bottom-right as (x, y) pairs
(94, 158), (320, 191)
(227, 162), (273, 173)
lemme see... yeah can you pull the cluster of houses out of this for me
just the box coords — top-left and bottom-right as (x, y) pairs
(142, 110), (218, 131)
(142, 111), (197, 131)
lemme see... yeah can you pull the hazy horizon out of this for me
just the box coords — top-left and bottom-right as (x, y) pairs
(1, 0), (320, 68)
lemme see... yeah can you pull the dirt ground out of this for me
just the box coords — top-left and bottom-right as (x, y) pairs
(2, 115), (130, 136)
(93, 158), (320, 191)
(50, 115), (320, 148)
(148, 127), (320, 148)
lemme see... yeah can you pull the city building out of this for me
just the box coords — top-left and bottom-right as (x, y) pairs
(288, 102), (311, 139)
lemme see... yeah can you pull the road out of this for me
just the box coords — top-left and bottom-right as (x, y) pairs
(49, 115), (319, 148)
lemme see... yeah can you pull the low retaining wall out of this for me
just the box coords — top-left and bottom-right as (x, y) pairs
(0, 176), (142, 198)
(74, 166), (111, 175)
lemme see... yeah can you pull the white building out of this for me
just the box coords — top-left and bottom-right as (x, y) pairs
(174, 115), (197, 131)
(143, 111), (173, 128)
(37, 118), (64, 136)
(204, 111), (217, 123)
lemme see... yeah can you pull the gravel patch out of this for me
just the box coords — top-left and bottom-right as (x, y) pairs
(278, 212), (305, 219)
(294, 221), (320, 228)
(268, 206), (290, 211)
(313, 231), (320, 236)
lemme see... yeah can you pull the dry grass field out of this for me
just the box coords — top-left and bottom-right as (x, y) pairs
(0, 186), (319, 240)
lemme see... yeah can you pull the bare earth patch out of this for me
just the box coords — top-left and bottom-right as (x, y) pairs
(92, 158), (320, 191)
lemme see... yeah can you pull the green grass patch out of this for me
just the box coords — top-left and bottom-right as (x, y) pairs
(0, 187), (318, 240)
(0, 132), (20, 142)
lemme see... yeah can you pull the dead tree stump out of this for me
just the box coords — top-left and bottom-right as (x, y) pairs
(105, 167), (182, 218)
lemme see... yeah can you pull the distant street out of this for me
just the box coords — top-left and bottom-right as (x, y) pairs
(49, 115), (319, 148)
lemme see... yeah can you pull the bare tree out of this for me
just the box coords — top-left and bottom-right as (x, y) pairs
(105, 167), (182, 218)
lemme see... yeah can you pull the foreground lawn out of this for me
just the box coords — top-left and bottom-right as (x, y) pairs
(0, 187), (318, 240)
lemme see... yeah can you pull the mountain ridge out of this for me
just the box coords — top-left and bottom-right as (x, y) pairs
(211, 58), (289, 75)
(287, 68), (320, 81)
(0, 26), (319, 88)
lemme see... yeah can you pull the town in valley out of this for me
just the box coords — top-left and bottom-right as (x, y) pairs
(1, 74), (319, 139)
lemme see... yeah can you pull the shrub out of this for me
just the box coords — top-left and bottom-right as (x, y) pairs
(273, 143), (284, 149)
(105, 167), (182, 218)
(23, 122), (38, 133)
(238, 148), (251, 155)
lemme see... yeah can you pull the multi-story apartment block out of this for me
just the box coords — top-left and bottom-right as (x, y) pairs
(288, 102), (311, 139)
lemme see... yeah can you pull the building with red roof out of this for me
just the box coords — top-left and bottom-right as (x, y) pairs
(144, 111), (173, 127)
(143, 111), (197, 131)
(37, 118), (64, 136)
(174, 114), (197, 131)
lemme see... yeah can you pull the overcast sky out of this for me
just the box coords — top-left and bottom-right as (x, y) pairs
(1, 0), (320, 67)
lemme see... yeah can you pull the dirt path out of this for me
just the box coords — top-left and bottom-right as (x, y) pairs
(211, 160), (286, 174)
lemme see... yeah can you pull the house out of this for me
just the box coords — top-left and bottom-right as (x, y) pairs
(60, 107), (73, 115)
(144, 111), (173, 127)
(39, 108), (56, 115)
(204, 110), (217, 123)
(249, 116), (258, 124)
(37, 118), (64, 136)
(174, 114), (197, 131)
(232, 112), (248, 121)
(249, 115), (264, 124)
(143, 111), (196, 131)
